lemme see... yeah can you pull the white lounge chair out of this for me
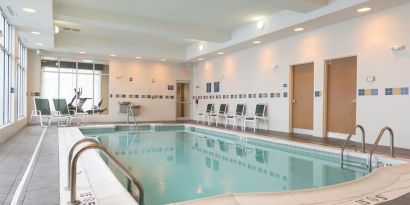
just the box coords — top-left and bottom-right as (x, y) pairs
(53, 98), (86, 125)
(225, 103), (245, 130)
(197, 103), (214, 125)
(30, 97), (68, 127)
(243, 103), (267, 132)
(209, 104), (228, 127)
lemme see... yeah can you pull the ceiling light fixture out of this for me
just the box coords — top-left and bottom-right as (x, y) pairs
(217, 52), (224, 55)
(22, 8), (36, 13)
(160, 58), (166, 62)
(294, 27), (304, 32)
(54, 25), (59, 34)
(35, 43), (44, 46)
(357, 7), (371, 13)
(83, 60), (94, 63)
(31, 31), (40, 35)
(252, 40), (262, 44)
(110, 54), (116, 57)
(79, 51), (86, 54)
(135, 56), (142, 59)
(198, 58), (204, 61)
(198, 43), (204, 51)
(256, 20), (265, 30)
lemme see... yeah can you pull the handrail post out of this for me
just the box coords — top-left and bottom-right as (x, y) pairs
(65, 138), (100, 190)
(340, 125), (366, 168)
(368, 127), (394, 172)
(69, 143), (144, 205)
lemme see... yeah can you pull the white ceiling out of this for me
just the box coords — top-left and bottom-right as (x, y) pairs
(1, 0), (409, 62)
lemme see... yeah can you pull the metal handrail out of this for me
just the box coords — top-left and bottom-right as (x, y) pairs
(368, 127), (395, 172)
(340, 125), (366, 168)
(127, 105), (137, 127)
(69, 143), (144, 205)
(66, 138), (101, 190)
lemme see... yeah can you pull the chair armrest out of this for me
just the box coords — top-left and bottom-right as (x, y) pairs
(51, 111), (61, 116)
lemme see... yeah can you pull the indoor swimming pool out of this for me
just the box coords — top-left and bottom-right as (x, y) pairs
(80, 125), (382, 205)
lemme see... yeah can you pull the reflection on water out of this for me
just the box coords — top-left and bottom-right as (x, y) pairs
(89, 130), (367, 205)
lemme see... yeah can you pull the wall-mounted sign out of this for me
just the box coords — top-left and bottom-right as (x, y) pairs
(168, 85), (174, 90)
(214, 82), (220, 92)
(206, 83), (212, 93)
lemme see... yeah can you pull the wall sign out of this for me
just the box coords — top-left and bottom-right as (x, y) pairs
(168, 85), (174, 90)
(214, 82), (220, 92)
(206, 83), (212, 93)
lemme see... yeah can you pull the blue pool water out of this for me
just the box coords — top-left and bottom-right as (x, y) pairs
(83, 126), (368, 205)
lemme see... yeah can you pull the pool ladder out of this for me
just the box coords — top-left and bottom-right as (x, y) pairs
(340, 125), (395, 172)
(127, 105), (138, 129)
(340, 125), (367, 169)
(66, 138), (144, 205)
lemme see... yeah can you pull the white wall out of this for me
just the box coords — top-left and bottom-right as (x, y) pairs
(192, 3), (410, 149)
(90, 58), (193, 122)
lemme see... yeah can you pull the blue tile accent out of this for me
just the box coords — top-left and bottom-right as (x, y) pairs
(385, 88), (393, 96)
(358, 89), (365, 96)
(371, 89), (378, 96)
(401, 87), (409, 95)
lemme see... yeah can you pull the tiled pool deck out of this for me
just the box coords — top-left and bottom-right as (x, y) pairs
(1, 122), (410, 205)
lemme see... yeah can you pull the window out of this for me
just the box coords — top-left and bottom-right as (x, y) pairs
(17, 39), (26, 118)
(41, 59), (109, 115)
(0, 12), (12, 126)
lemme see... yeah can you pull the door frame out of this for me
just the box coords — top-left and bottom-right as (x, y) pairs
(322, 55), (357, 138)
(289, 61), (314, 133)
(176, 80), (192, 121)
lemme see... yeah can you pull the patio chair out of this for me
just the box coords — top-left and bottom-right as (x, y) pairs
(197, 103), (214, 125)
(209, 104), (228, 127)
(225, 103), (245, 130)
(243, 103), (267, 132)
(53, 98), (86, 125)
(30, 97), (68, 127)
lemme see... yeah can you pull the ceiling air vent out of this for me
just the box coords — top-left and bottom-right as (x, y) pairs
(62, 27), (81, 32)
(6, 6), (16, 16)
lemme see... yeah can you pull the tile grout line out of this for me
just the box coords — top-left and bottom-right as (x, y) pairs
(9, 127), (47, 205)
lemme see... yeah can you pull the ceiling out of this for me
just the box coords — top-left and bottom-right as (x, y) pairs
(1, 0), (409, 62)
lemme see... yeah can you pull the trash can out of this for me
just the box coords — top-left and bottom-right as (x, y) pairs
(119, 102), (131, 113)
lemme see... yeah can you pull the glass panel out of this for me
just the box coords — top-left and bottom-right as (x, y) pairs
(93, 74), (109, 114)
(41, 71), (59, 100)
(76, 74), (94, 113)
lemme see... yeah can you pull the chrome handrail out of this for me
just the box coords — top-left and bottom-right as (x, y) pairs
(340, 125), (366, 168)
(66, 138), (101, 190)
(127, 105), (137, 127)
(69, 143), (144, 205)
(368, 127), (394, 172)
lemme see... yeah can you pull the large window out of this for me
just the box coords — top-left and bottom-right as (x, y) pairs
(0, 12), (12, 126)
(17, 39), (26, 118)
(41, 59), (109, 115)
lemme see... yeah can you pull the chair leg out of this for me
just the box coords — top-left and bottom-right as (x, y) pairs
(254, 121), (256, 132)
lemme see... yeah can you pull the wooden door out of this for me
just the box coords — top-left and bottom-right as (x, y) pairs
(292, 63), (314, 130)
(326, 56), (357, 134)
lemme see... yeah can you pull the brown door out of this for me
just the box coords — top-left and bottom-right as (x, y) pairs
(292, 63), (314, 130)
(326, 56), (357, 134)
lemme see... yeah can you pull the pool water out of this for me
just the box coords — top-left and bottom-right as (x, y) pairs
(85, 127), (368, 205)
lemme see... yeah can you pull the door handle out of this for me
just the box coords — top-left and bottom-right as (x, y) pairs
(292, 99), (297, 103)
(351, 99), (357, 103)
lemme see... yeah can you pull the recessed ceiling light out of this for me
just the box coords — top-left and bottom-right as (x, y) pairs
(83, 60), (93, 63)
(135, 56), (142, 59)
(79, 51), (86, 54)
(54, 25), (59, 34)
(22, 8), (36, 13)
(110, 54), (116, 57)
(35, 43), (44, 46)
(256, 20), (265, 30)
(198, 58), (204, 61)
(198, 44), (204, 51)
(217, 52), (224, 55)
(31, 31), (41, 35)
(357, 7), (371, 13)
(294, 27), (304, 32)
(160, 58), (166, 62)
(252, 40), (262, 44)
